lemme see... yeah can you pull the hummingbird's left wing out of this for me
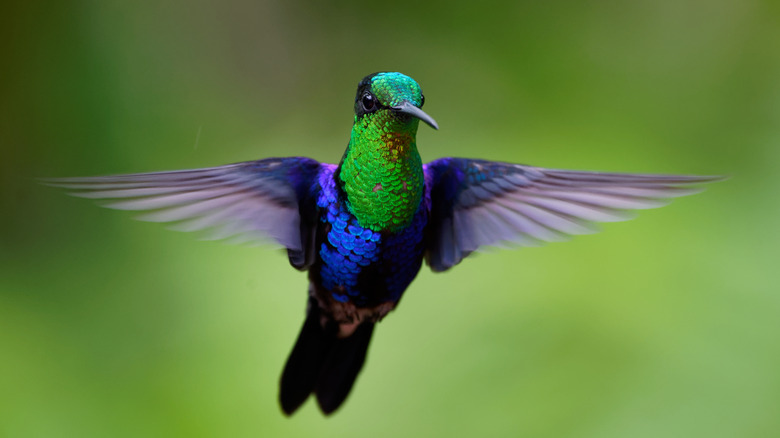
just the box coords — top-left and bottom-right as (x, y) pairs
(423, 158), (722, 272)
(43, 157), (324, 269)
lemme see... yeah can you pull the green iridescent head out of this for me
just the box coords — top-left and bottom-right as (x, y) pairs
(339, 72), (434, 232)
(354, 72), (438, 130)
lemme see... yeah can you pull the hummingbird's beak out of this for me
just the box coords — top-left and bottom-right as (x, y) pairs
(392, 100), (439, 130)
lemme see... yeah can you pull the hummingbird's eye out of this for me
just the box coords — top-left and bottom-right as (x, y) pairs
(361, 93), (377, 112)
(420, 94), (425, 107)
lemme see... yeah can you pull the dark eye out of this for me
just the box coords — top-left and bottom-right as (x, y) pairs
(420, 94), (425, 107)
(362, 93), (376, 111)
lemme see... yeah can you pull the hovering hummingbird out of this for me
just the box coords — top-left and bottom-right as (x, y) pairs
(45, 72), (720, 415)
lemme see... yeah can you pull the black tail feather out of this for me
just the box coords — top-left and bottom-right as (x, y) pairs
(279, 298), (375, 416)
(279, 300), (336, 415)
(315, 322), (374, 414)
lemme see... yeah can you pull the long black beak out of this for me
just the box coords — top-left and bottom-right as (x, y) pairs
(392, 100), (439, 130)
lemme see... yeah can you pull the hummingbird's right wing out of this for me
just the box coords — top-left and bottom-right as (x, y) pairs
(43, 157), (326, 270)
(423, 158), (722, 272)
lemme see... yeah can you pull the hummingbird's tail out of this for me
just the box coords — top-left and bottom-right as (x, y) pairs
(279, 297), (375, 415)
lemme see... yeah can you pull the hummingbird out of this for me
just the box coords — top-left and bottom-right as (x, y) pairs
(45, 72), (720, 415)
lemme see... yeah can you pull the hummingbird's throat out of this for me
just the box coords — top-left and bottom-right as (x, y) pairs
(340, 120), (424, 233)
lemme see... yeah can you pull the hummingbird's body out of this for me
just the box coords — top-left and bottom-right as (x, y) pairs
(317, 73), (429, 314)
(47, 72), (721, 416)
(312, 163), (429, 316)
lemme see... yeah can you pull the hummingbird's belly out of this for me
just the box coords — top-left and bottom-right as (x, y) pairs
(315, 194), (427, 308)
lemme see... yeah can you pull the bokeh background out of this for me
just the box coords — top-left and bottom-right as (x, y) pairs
(2, 1), (778, 437)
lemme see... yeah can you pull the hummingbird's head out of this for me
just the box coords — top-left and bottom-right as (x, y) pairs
(354, 72), (438, 130)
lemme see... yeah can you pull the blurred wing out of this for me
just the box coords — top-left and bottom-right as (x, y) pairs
(424, 158), (723, 272)
(44, 157), (325, 268)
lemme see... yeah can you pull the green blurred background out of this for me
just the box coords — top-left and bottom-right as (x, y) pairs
(2, 0), (778, 437)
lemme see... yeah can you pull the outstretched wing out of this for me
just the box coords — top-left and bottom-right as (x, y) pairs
(44, 157), (326, 269)
(424, 158), (722, 272)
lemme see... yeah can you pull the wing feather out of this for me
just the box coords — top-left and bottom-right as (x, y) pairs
(424, 158), (723, 271)
(44, 158), (325, 268)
